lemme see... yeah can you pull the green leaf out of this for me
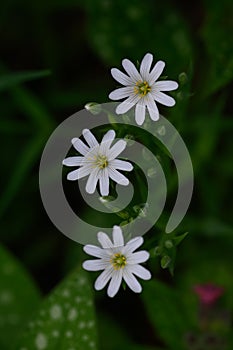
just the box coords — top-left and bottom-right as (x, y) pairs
(142, 280), (192, 350)
(173, 232), (189, 246)
(0, 244), (41, 350)
(17, 268), (98, 350)
(0, 70), (51, 92)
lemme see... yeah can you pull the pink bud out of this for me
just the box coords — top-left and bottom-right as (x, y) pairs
(193, 283), (224, 305)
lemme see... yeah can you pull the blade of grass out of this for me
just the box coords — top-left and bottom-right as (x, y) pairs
(0, 133), (47, 219)
(10, 86), (55, 130)
(0, 70), (51, 92)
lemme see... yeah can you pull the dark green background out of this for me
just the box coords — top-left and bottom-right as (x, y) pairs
(0, 0), (233, 349)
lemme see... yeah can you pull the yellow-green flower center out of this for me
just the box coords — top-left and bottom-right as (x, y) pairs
(111, 253), (127, 270)
(95, 155), (108, 169)
(134, 81), (151, 96)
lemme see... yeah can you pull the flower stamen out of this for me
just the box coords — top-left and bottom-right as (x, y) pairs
(134, 81), (151, 96)
(111, 253), (127, 270)
(95, 155), (108, 169)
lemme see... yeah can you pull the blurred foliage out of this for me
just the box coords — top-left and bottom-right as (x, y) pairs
(17, 268), (97, 350)
(0, 244), (41, 350)
(0, 0), (233, 349)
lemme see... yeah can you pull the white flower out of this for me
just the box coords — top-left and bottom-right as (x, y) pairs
(109, 52), (179, 125)
(82, 226), (151, 297)
(62, 129), (133, 196)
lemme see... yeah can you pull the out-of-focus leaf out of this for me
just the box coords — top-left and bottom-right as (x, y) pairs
(83, 0), (193, 72)
(17, 268), (98, 350)
(10, 86), (55, 130)
(142, 279), (193, 350)
(0, 70), (51, 92)
(0, 244), (41, 350)
(0, 134), (46, 219)
(99, 311), (164, 350)
(201, 0), (233, 95)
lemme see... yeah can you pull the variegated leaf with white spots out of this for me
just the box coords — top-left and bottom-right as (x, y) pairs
(17, 268), (97, 350)
(0, 244), (41, 350)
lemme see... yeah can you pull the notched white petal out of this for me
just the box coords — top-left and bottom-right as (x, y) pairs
(67, 166), (92, 181)
(148, 60), (165, 85)
(127, 251), (150, 264)
(108, 140), (126, 160)
(83, 244), (109, 259)
(109, 87), (134, 101)
(116, 94), (141, 115)
(123, 236), (144, 254)
(62, 156), (85, 167)
(122, 58), (142, 82)
(108, 167), (129, 186)
(82, 259), (108, 271)
(97, 231), (114, 249)
(85, 168), (99, 194)
(146, 94), (160, 121)
(128, 264), (152, 280)
(94, 267), (114, 291)
(82, 129), (99, 148)
(123, 269), (142, 293)
(153, 91), (176, 107)
(111, 68), (133, 86)
(107, 270), (123, 297)
(135, 102), (146, 125)
(99, 168), (109, 196)
(112, 225), (124, 247)
(71, 138), (90, 155)
(110, 159), (133, 171)
(140, 53), (153, 81)
(154, 80), (178, 91)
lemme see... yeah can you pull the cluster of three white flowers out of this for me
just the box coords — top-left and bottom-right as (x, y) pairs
(62, 53), (178, 297)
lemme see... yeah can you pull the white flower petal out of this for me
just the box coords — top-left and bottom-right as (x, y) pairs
(111, 68), (133, 86)
(123, 269), (142, 293)
(135, 102), (146, 125)
(62, 156), (85, 167)
(102, 129), (116, 144)
(67, 165), (92, 180)
(154, 80), (178, 91)
(72, 137), (90, 155)
(98, 231), (114, 249)
(122, 236), (144, 255)
(99, 168), (109, 196)
(85, 168), (99, 194)
(110, 159), (133, 171)
(127, 251), (150, 264)
(100, 130), (116, 154)
(153, 91), (176, 107)
(82, 129), (99, 148)
(108, 140), (126, 160)
(115, 93), (141, 115)
(146, 94), (160, 121)
(107, 270), (123, 297)
(140, 53), (153, 81)
(108, 167), (129, 186)
(83, 244), (109, 259)
(94, 266), (114, 291)
(148, 60), (165, 85)
(109, 87), (134, 100)
(127, 264), (151, 280)
(82, 259), (108, 271)
(112, 225), (124, 247)
(122, 58), (142, 82)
